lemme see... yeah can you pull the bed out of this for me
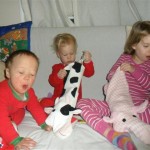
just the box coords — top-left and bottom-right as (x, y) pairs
(1, 26), (150, 150)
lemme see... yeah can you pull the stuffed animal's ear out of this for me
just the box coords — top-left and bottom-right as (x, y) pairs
(55, 97), (60, 105)
(132, 100), (148, 114)
(103, 83), (109, 95)
(103, 116), (114, 123)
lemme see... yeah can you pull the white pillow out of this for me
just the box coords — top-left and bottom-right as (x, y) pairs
(0, 61), (5, 82)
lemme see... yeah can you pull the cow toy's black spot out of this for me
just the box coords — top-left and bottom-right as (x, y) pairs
(70, 77), (79, 83)
(72, 62), (81, 73)
(71, 87), (77, 97)
(63, 70), (70, 85)
(60, 104), (76, 115)
(60, 61), (82, 99)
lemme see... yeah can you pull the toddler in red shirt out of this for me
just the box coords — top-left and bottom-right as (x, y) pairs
(40, 33), (95, 109)
(0, 50), (52, 150)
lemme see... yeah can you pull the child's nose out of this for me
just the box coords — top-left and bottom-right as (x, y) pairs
(67, 55), (71, 59)
(24, 74), (30, 80)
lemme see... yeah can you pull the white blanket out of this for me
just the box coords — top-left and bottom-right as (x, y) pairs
(18, 111), (150, 150)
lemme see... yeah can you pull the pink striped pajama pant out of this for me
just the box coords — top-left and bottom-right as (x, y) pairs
(77, 98), (150, 133)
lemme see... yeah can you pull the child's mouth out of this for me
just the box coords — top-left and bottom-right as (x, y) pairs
(147, 56), (150, 59)
(22, 85), (28, 90)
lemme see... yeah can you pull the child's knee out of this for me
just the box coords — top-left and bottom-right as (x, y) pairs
(76, 98), (90, 109)
(40, 97), (55, 108)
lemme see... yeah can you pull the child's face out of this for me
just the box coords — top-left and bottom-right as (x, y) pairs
(57, 43), (76, 65)
(6, 55), (38, 97)
(132, 34), (150, 64)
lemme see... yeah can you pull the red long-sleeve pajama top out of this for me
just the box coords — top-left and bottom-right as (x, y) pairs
(0, 80), (47, 145)
(49, 61), (95, 103)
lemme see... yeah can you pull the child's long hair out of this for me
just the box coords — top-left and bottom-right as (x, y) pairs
(124, 21), (150, 55)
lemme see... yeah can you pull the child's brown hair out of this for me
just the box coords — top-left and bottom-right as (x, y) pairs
(5, 50), (39, 69)
(124, 21), (150, 55)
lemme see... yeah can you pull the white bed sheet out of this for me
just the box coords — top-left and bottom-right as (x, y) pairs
(18, 111), (150, 150)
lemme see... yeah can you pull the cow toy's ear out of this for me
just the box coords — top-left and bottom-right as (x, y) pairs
(72, 108), (82, 115)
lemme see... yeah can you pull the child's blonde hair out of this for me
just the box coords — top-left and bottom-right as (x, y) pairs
(52, 33), (77, 52)
(124, 21), (150, 55)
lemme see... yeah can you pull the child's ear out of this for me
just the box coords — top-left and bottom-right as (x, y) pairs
(5, 68), (10, 78)
(56, 52), (60, 58)
(131, 44), (136, 50)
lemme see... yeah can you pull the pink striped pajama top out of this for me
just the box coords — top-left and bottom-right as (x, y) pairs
(77, 54), (150, 127)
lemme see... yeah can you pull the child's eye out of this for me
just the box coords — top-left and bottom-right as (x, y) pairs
(31, 74), (35, 77)
(144, 45), (149, 48)
(19, 72), (24, 74)
(143, 44), (149, 47)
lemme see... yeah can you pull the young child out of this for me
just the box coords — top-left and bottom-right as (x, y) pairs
(40, 33), (95, 108)
(77, 21), (150, 150)
(0, 50), (52, 150)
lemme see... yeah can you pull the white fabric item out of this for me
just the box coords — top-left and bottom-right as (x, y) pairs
(18, 110), (150, 150)
(120, 0), (150, 25)
(1, 0), (150, 26)
(19, 0), (32, 22)
(77, 0), (120, 26)
(20, 0), (77, 27)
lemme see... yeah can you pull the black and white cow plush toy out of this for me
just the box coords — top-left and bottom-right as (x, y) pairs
(46, 61), (85, 139)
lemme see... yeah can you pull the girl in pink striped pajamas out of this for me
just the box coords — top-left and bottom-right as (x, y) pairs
(77, 21), (150, 150)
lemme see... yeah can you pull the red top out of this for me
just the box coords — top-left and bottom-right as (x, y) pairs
(0, 80), (47, 144)
(49, 61), (95, 102)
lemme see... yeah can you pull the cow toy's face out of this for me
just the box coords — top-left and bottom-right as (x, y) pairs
(45, 95), (82, 139)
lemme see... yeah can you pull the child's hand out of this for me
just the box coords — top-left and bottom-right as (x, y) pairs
(82, 51), (92, 63)
(43, 124), (53, 132)
(15, 137), (36, 150)
(120, 62), (135, 73)
(57, 69), (67, 79)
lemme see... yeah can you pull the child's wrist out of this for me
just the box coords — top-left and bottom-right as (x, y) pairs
(40, 123), (47, 129)
(11, 136), (24, 146)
